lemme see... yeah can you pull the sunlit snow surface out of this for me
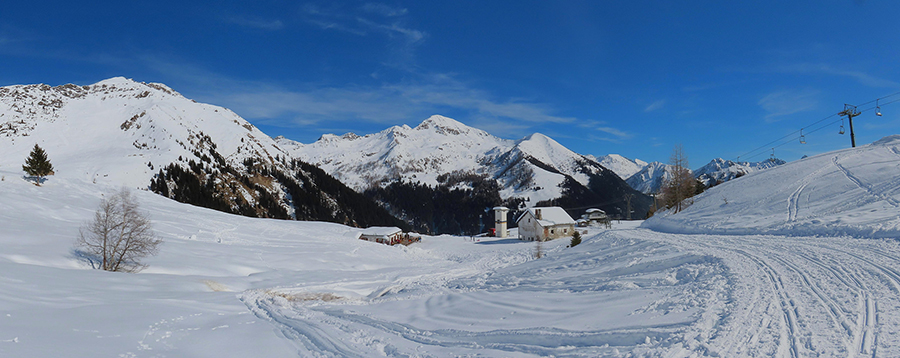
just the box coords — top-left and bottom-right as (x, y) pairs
(644, 135), (900, 238)
(3, 134), (900, 357)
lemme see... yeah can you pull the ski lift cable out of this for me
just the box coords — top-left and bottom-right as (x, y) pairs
(736, 113), (839, 161)
(855, 90), (900, 107)
(737, 91), (900, 161)
(742, 117), (844, 161)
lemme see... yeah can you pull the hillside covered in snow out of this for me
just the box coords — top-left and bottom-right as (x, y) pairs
(644, 135), (900, 238)
(4, 132), (900, 356)
(0, 78), (406, 228)
(3, 77), (900, 356)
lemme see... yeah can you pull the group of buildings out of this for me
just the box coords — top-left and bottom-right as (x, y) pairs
(357, 206), (609, 246)
(494, 206), (610, 242)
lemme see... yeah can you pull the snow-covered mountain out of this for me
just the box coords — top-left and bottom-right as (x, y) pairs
(0, 77), (404, 227)
(623, 157), (786, 194)
(625, 162), (676, 194)
(278, 115), (650, 222)
(693, 157), (786, 187)
(594, 154), (648, 180)
(277, 115), (509, 192)
(5, 81), (900, 356)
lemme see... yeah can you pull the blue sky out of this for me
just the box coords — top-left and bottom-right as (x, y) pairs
(2, 1), (899, 166)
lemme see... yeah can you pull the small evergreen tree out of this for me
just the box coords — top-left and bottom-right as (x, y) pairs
(22, 144), (54, 185)
(570, 231), (582, 248)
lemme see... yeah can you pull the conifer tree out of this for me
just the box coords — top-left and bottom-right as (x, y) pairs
(570, 230), (582, 248)
(22, 144), (54, 185)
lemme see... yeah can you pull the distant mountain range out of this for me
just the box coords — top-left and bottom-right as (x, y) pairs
(616, 157), (786, 194)
(0, 77), (778, 234)
(278, 115), (651, 233)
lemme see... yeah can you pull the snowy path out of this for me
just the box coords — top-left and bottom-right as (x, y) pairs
(238, 230), (731, 357)
(238, 228), (900, 357)
(614, 229), (900, 357)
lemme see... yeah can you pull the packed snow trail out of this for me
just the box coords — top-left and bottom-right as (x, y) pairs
(240, 228), (900, 357)
(240, 230), (734, 357)
(613, 229), (900, 357)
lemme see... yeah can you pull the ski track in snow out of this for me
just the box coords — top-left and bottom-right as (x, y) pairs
(833, 155), (900, 208)
(614, 230), (900, 357)
(785, 153), (845, 223)
(231, 226), (900, 357)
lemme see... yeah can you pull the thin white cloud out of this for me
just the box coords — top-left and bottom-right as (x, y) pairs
(223, 16), (284, 30)
(306, 19), (368, 35)
(361, 3), (408, 17)
(301, 3), (423, 43)
(758, 89), (820, 122)
(644, 99), (665, 112)
(779, 63), (899, 88)
(357, 18), (424, 43)
(139, 58), (585, 140)
(596, 126), (631, 139)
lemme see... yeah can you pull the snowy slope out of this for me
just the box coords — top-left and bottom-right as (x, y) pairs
(0, 78), (403, 226)
(6, 166), (900, 356)
(4, 126), (900, 356)
(643, 135), (900, 238)
(595, 153), (648, 180)
(0, 168), (726, 357)
(0, 77), (285, 189)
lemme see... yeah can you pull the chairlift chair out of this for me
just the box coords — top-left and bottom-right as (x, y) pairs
(839, 119), (845, 134)
(799, 129), (806, 144)
(876, 99), (883, 116)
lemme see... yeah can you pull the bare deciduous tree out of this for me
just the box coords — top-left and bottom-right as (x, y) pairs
(661, 144), (694, 213)
(76, 188), (162, 272)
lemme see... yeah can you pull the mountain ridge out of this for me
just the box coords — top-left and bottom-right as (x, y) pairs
(0, 77), (407, 228)
(279, 115), (652, 230)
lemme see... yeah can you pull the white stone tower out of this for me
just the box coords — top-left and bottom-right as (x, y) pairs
(493, 206), (509, 238)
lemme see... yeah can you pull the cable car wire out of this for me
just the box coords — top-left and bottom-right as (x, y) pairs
(736, 91), (900, 161)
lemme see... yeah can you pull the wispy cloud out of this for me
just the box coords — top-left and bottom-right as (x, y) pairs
(596, 126), (631, 139)
(356, 17), (424, 43)
(223, 16), (284, 30)
(300, 2), (426, 65)
(778, 63), (899, 88)
(361, 3), (408, 17)
(758, 89), (820, 122)
(644, 99), (665, 112)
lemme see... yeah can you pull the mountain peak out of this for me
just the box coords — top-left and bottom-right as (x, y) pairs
(414, 115), (471, 135)
(518, 132), (566, 152)
(92, 76), (137, 87)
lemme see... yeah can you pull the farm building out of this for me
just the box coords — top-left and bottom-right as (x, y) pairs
(578, 208), (611, 228)
(516, 207), (576, 241)
(358, 227), (421, 246)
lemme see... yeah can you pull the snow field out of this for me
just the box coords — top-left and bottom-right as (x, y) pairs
(4, 134), (900, 357)
(0, 168), (734, 357)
